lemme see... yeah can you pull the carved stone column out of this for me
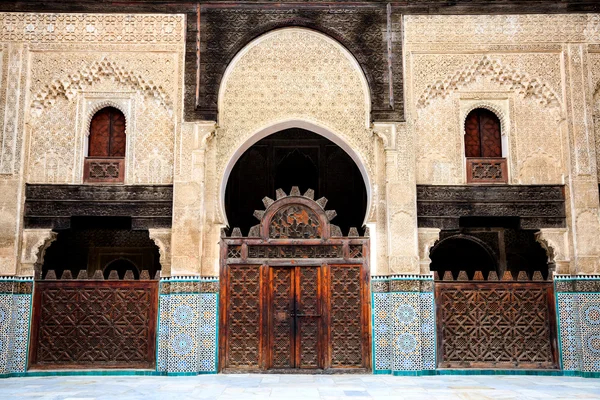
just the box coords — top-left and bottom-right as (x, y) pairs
(418, 227), (441, 274)
(19, 228), (57, 278)
(148, 228), (172, 277)
(565, 44), (600, 273)
(170, 121), (216, 276)
(374, 122), (420, 274)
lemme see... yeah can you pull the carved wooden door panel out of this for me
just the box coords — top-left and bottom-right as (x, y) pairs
(296, 266), (321, 369)
(270, 266), (294, 369)
(269, 266), (322, 370)
(223, 264), (263, 370)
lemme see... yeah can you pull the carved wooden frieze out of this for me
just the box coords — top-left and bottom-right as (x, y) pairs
(24, 184), (173, 229)
(417, 185), (566, 229)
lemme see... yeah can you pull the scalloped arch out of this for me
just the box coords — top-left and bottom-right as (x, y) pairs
(417, 56), (561, 109)
(30, 57), (172, 116)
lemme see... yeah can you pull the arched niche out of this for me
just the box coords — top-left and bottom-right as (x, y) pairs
(430, 235), (498, 280)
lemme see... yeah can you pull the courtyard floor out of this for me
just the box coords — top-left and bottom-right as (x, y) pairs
(0, 374), (599, 400)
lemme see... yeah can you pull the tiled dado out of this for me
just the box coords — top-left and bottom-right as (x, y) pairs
(555, 275), (600, 374)
(157, 277), (219, 375)
(0, 277), (33, 376)
(371, 275), (435, 375)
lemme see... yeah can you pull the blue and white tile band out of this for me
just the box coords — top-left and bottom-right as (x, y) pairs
(555, 275), (600, 374)
(371, 274), (436, 375)
(157, 277), (219, 375)
(0, 277), (33, 375)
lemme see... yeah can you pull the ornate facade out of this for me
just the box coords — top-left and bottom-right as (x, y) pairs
(0, 1), (599, 378)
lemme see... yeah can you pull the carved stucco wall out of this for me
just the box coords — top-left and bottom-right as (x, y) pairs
(405, 14), (600, 273)
(23, 14), (185, 185)
(0, 13), (185, 275)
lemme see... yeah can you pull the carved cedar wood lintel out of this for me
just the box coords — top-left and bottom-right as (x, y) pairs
(417, 185), (566, 230)
(24, 184), (173, 230)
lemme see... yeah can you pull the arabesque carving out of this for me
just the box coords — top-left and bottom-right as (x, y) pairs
(30, 57), (172, 116)
(217, 28), (372, 181)
(417, 56), (561, 109)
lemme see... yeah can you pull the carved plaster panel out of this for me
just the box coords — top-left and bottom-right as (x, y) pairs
(19, 228), (56, 277)
(148, 228), (171, 277)
(418, 228), (441, 275)
(535, 228), (570, 274)
(0, 13), (185, 45)
(408, 52), (565, 185)
(25, 44), (183, 184)
(217, 28), (372, 186)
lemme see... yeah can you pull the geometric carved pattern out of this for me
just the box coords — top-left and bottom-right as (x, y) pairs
(30, 281), (157, 369)
(417, 56), (561, 109)
(226, 265), (261, 368)
(248, 245), (342, 259)
(330, 265), (362, 367)
(466, 158), (508, 184)
(30, 58), (172, 114)
(271, 267), (292, 369)
(193, 6), (400, 121)
(83, 158), (125, 183)
(416, 184), (566, 229)
(436, 282), (558, 369)
(298, 267), (319, 368)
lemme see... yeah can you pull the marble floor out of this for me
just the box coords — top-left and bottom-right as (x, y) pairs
(0, 374), (599, 400)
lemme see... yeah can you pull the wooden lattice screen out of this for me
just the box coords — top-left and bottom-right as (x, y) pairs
(29, 280), (158, 369)
(436, 276), (559, 369)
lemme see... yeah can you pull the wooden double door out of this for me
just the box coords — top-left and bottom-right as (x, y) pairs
(220, 263), (369, 372)
(270, 265), (322, 369)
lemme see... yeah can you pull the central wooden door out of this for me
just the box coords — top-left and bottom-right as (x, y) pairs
(219, 188), (370, 373)
(270, 266), (322, 370)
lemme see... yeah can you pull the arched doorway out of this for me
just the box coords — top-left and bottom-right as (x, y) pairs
(220, 129), (370, 373)
(224, 128), (368, 236)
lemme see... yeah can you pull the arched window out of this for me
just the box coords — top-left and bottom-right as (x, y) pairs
(464, 108), (507, 183)
(465, 108), (501, 157)
(89, 107), (126, 157)
(84, 107), (126, 183)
